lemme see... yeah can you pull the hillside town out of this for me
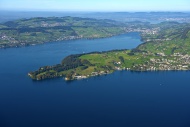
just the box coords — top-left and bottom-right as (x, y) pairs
(130, 53), (190, 71)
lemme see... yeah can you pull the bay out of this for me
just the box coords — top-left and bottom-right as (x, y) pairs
(0, 32), (190, 127)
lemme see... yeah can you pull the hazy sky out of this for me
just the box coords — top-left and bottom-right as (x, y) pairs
(0, 0), (190, 12)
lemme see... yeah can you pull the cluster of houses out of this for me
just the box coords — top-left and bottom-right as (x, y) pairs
(125, 27), (160, 35)
(66, 70), (110, 80)
(132, 53), (190, 71)
(0, 34), (17, 44)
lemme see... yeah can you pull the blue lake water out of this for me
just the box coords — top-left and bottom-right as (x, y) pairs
(0, 32), (190, 127)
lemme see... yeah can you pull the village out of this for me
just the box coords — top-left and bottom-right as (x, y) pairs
(131, 52), (190, 71)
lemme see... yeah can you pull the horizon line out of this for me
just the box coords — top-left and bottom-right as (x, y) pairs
(1, 9), (190, 13)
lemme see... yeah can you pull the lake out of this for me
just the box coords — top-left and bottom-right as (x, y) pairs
(0, 32), (190, 127)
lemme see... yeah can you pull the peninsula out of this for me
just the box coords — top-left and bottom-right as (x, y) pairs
(28, 21), (190, 80)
